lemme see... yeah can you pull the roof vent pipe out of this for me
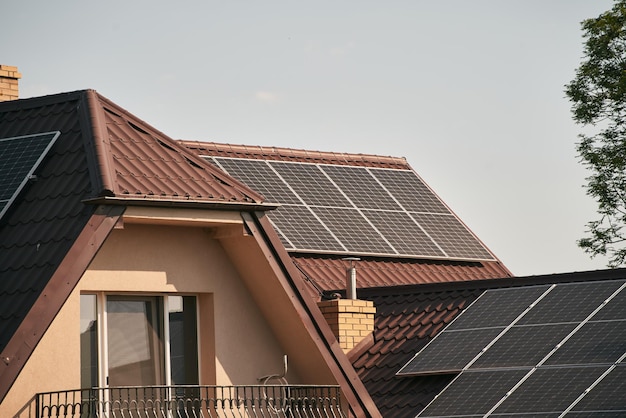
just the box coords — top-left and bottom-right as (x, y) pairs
(343, 257), (360, 299)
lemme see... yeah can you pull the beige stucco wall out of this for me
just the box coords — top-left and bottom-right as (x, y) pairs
(2, 215), (311, 417)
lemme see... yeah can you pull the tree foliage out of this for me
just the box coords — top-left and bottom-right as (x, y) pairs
(566, 0), (626, 267)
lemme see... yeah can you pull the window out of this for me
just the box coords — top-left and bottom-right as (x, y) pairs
(80, 294), (199, 388)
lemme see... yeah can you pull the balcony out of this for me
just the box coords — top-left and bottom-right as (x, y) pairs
(36, 385), (346, 418)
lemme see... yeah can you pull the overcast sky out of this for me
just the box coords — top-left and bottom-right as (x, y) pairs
(4, 1), (617, 276)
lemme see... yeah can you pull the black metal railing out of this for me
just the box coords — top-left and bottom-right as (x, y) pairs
(36, 385), (346, 418)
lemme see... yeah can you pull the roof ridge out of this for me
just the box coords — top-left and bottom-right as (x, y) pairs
(178, 140), (410, 168)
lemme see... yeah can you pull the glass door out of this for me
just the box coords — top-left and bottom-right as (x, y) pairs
(106, 296), (165, 387)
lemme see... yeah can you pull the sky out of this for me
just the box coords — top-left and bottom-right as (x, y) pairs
(4, 0), (618, 276)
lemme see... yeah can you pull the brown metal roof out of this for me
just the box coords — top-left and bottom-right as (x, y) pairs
(179, 140), (412, 169)
(89, 92), (265, 206)
(291, 254), (512, 296)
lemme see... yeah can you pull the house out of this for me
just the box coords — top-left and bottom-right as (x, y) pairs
(179, 142), (626, 416)
(4, 66), (622, 417)
(0, 88), (381, 417)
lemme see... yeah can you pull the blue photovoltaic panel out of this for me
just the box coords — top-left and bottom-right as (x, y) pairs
(591, 286), (626, 321)
(410, 212), (494, 260)
(0, 132), (60, 221)
(399, 285), (549, 376)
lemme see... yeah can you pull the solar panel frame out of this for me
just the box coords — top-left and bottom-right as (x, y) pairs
(0, 131), (60, 221)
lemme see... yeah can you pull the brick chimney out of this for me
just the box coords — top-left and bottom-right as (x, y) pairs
(0, 65), (21, 101)
(318, 299), (376, 353)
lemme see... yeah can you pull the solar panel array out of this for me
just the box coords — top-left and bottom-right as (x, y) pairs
(207, 157), (495, 261)
(0, 132), (60, 221)
(395, 280), (626, 417)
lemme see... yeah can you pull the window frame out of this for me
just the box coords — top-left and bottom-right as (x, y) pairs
(80, 292), (200, 389)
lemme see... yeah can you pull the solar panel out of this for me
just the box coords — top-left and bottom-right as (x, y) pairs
(0, 132), (60, 221)
(397, 328), (504, 375)
(569, 365), (626, 413)
(370, 169), (449, 214)
(267, 206), (345, 252)
(404, 280), (626, 416)
(446, 285), (550, 331)
(207, 157), (496, 261)
(545, 320), (626, 366)
(320, 165), (402, 210)
(492, 366), (608, 414)
(517, 281), (624, 325)
(410, 212), (494, 260)
(362, 209), (445, 257)
(271, 162), (352, 207)
(212, 157), (301, 204)
(418, 369), (530, 417)
(469, 323), (577, 370)
(591, 287), (626, 321)
(313, 207), (395, 255)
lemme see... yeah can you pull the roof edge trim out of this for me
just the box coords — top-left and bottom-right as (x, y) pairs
(85, 90), (117, 196)
(242, 211), (382, 418)
(83, 196), (279, 211)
